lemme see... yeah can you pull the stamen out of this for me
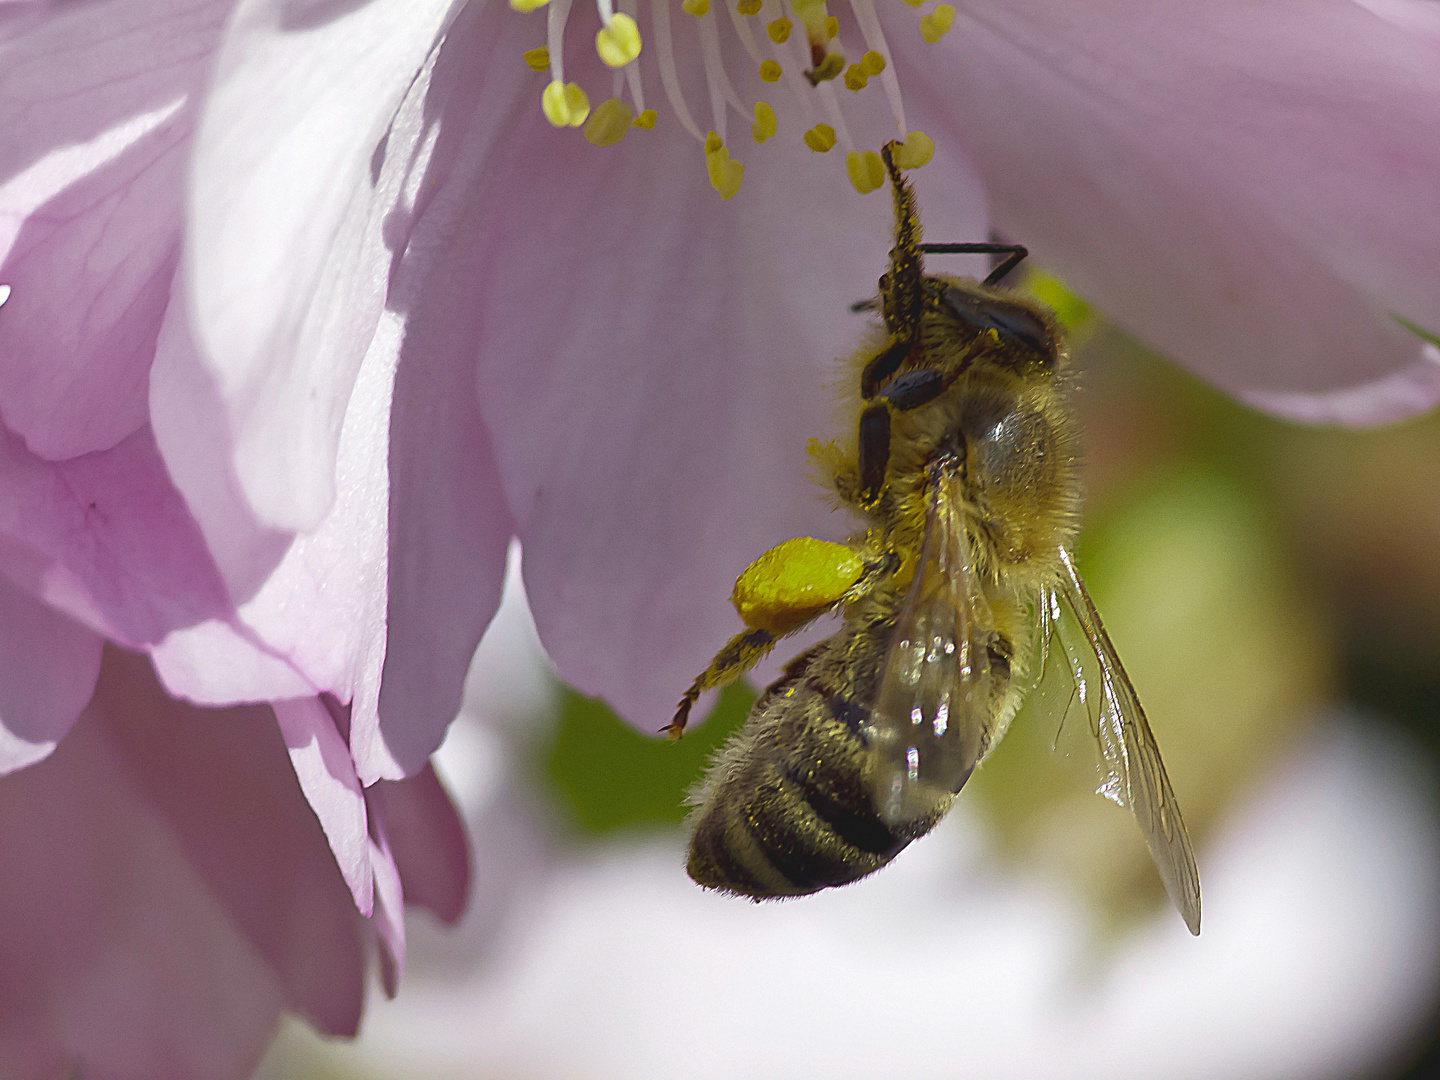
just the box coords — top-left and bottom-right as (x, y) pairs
(803, 123), (837, 152)
(584, 96), (636, 144)
(737, 0), (762, 13)
(766, 16), (792, 42)
(618, 0), (647, 111)
(682, 0), (709, 14)
(814, 79), (855, 152)
(542, 79), (592, 126)
(704, 131), (744, 198)
(652, 0), (705, 141)
(547, 0), (573, 83)
(845, 148), (883, 192)
(724, 0), (766, 64)
(523, 46), (551, 71)
(761, 0), (818, 123)
(511, 0), (551, 12)
(697, 6), (752, 128)
(848, 0), (906, 131)
(758, 58), (782, 81)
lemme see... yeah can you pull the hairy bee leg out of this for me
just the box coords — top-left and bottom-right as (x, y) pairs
(666, 628), (778, 739)
(857, 403), (891, 507)
(879, 141), (925, 342)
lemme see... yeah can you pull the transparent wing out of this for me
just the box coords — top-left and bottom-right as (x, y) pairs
(867, 476), (995, 827)
(1051, 546), (1202, 935)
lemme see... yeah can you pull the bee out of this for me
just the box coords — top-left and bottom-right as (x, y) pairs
(666, 142), (1201, 935)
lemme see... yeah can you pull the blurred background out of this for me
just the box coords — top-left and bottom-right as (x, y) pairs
(253, 278), (1440, 1080)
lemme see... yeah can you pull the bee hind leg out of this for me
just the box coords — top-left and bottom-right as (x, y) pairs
(664, 627), (777, 740)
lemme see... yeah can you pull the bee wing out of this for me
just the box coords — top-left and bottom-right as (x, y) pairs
(1051, 546), (1202, 935)
(868, 476), (995, 827)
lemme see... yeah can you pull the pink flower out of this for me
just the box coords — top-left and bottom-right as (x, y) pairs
(1, 0), (1438, 1074)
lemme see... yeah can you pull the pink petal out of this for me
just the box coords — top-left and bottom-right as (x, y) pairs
(0, 573), (102, 774)
(429, 5), (986, 730)
(0, 422), (233, 647)
(900, 0), (1440, 424)
(365, 800), (406, 998)
(367, 764), (470, 926)
(273, 695), (373, 915)
(0, 0), (230, 459)
(167, 0), (456, 533)
(0, 647), (365, 1080)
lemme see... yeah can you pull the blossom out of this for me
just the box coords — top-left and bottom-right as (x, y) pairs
(2, 0), (1439, 1074)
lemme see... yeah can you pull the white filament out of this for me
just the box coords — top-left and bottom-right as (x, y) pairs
(849, 0), (907, 132)
(652, 0), (705, 141)
(547, 0), (574, 82)
(618, 0), (646, 110)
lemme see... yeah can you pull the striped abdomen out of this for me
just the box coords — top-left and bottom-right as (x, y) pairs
(685, 630), (948, 898)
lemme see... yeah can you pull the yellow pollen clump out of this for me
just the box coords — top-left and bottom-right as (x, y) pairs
(509, 0), (549, 11)
(843, 64), (867, 91)
(758, 58), (782, 81)
(892, 129), (934, 169)
(737, 0), (762, 13)
(846, 149), (884, 192)
(808, 51), (845, 83)
(633, 108), (658, 128)
(541, 80), (591, 127)
(682, 0), (710, 14)
(731, 537), (865, 637)
(583, 97), (634, 145)
(751, 101), (777, 143)
(704, 132), (744, 199)
(522, 46), (550, 72)
(766, 16), (792, 42)
(824, 14), (839, 37)
(595, 12), (642, 67)
(920, 3), (955, 42)
(861, 49), (886, 74)
(803, 123), (837, 152)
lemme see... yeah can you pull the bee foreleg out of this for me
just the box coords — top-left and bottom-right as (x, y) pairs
(665, 627), (777, 740)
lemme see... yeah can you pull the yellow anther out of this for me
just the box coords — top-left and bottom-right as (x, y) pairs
(846, 149), (885, 193)
(808, 51), (845, 83)
(824, 14), (839, 37)
(522, 46), (551, 72)
(704, 133), (744, 199)
(583, 96), (634, 145)
(861, 49), (886, 74)
(920, 3), (955, 42)
(844, 64), (867, 91)
(891, 129), (934, 169)
(737, 0), (762, 13)
(900, 0), (923, 7)
(731, 537), (865, 637)
(803, 123), (837, 152)
(595, 12), (642, 67)
(541, 80), (591, 127)
(751, 101), (777, 143)
(758, 58), (782, 81)
(633, 108), (658, 129)
(510, 0), (549, 11)
(682, 0), (710, 13)
(766, 16), (792, 42)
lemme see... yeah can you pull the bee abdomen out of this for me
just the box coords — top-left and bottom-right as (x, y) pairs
(687, 681), (915, 898)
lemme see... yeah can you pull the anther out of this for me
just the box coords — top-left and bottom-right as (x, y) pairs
(752, 101), (778, 142)
(542, 80), (592, 126)
(804, 123), (837, 152)
(737, 0), (762, 13)
(891, 129), (933, 169)
(682, 0), (710, 14)
(758, 58), (782, 81)
(595, 11), (642, 66)
(704, 131), (745, 199)
(584, 96), (635, 144)
(920, 3), (955, 42)
(846, 149), (884, 193)
(633, 108), (658, 127)
(806, 51), (846, 84)
(511, 0), (550, 11)
(523, 46), (551, 71)
(766, 16), (792, 42)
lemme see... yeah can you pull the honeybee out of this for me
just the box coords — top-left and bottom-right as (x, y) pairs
(667, 142), (1201, 935)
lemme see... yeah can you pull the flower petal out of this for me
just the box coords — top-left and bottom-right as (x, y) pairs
(0, 0), (230, 458)
(429, 5), (986, 729)
(0, 422), (233, 647)
(900, 0), (1440, 423)
(367, 764), (471, 926)
(172, 0), (455, 532)
(273, 695), (373, 915)
(0, 573), (102, 774)
(0, 647), (365, 1080)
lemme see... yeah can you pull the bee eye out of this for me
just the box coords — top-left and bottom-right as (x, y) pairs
(941, 287), (1053, 357)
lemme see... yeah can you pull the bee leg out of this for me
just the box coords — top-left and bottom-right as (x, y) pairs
(918, 242), (1029, 287)
(665, 627), (777, 740)
(857, 403), (891, 507)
